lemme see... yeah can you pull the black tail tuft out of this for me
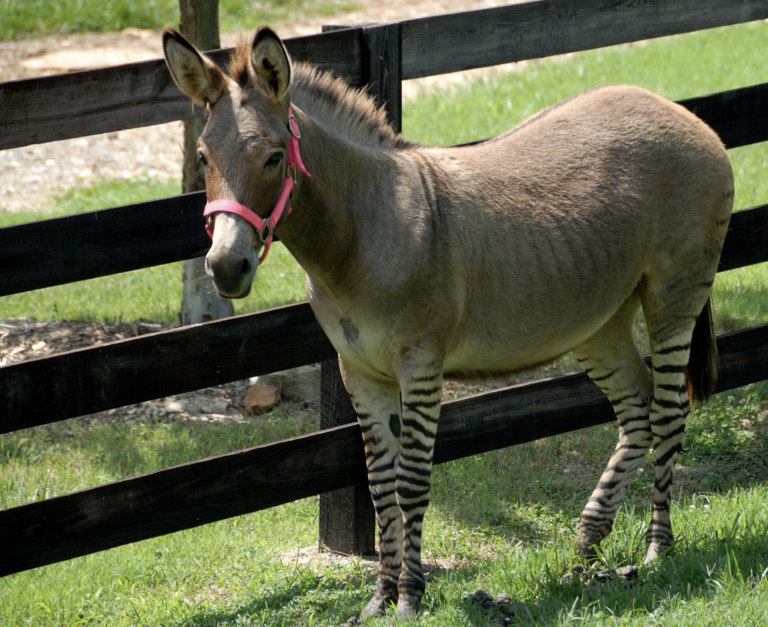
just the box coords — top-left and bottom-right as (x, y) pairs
(686, 298), (719, 404)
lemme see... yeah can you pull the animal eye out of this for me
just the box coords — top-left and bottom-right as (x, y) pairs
(197, 151), (208, 168)
(264, 151), (283, 170)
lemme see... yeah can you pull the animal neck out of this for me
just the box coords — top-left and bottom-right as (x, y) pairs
(274, 106), (388, 294)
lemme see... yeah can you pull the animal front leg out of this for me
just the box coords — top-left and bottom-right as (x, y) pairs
(339, 361), (403, 619)
(394, 366), (443, 620)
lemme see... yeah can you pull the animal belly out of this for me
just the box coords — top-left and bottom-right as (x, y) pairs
(443, 311), (613, 379)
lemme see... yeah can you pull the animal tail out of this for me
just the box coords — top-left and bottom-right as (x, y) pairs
(686, 297), (719, 404)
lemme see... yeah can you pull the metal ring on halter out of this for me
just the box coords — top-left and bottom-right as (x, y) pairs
(288, 113), (301, 140)
(257, 222), (274, 246)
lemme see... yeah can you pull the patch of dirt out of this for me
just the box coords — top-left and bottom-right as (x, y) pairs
(277, 543), (474, 575)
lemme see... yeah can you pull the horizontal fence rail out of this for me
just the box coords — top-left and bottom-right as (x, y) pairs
(0, 29), (363, 151)
(3, 0), (768, 150)
(0, 303), (336, 434)
(2, 82), (768, 297)
(1, 322), (767, 577)
(400, 0), (768, 80)
(0, 192), (208, 297)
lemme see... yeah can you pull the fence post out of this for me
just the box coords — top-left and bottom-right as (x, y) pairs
(360, 23), (403, 133)
(318, 359), (377, 554)
(317, 23), (402, 556)
(178, 0), (235, 325)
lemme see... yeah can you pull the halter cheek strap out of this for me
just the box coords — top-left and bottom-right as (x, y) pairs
(203, 106), (311, 264)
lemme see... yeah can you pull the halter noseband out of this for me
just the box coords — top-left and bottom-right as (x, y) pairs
(203, 106), (311, 264)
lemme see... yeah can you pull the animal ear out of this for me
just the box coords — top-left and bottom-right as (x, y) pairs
(249, 27), (292, 103)
(163, 28), (228, 107)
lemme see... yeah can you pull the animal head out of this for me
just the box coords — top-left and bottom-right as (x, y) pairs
(163, 27), (296, 298)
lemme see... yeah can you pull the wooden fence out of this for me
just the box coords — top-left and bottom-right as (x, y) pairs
(3, 0), (768, 577)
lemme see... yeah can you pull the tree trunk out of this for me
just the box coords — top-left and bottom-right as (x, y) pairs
(178, 0), (234, 325)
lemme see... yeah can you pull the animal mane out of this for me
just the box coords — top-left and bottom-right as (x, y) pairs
(228, 36), (412, 150)
(290, 63), (413, 150)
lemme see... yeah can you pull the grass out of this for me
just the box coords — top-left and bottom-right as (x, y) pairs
(2, 16), (768, 627)
(0, 0), (360, 41)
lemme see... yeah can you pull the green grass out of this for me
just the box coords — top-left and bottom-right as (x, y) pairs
(3, 17), (768, 627)
(0, 0), (360, 41)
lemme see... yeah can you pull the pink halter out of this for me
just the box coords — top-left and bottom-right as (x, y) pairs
(203, 106), (311, 264)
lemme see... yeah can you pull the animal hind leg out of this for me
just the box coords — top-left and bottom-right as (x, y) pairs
(641, 274), (717, 562)
(573, 295), (654, 558)
(642, 320), (699, 561)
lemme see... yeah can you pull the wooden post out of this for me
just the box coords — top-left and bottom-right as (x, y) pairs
(361, 23), (403, 133)
(317, 23), (402, 556)
(318, 359), (376, 555)
(178, 0), (234, 325)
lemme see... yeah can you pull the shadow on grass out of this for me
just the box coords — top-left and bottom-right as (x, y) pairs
(523, 521), (768, 625)
(429, 389), (768, 546)
(164, 559), (495, 627)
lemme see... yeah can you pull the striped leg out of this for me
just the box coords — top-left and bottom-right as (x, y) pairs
(644, 330), (693, 562)
(395, 366), (443, 620)
(339, 361), (403, 618)
(340, 358), (442, 620)
(573, 297), (654, 557)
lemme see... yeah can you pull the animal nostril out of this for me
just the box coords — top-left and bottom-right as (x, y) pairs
(204, 256), (213, 276)
(239, 258), (252, 277)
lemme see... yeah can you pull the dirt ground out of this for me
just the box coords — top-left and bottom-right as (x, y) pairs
(0, 1), (523, 425)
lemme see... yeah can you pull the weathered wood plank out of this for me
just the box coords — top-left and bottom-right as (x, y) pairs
(0, 422), (368, 577)
(1, 191), (764, 298)
(681, 83), (768, 150)
(2, 321), (766, 577)
(4, 1), (768, 150)
(0, 191), (209, 297)
(361, 23), (403, 133)
(719, 205), (768, 272)
(0, 29), (362, 151)
(401, 0), (768, 79)
(0, 303), (336, 434)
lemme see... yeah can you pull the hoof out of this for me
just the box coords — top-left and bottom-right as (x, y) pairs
(360, 579), (398, 619)
(395, 594), (420, 621)
(574, 542), (600, 562)
(574, 529), (604, 562)
(359, 596), (390, 619)
(643, 541), (673, 564)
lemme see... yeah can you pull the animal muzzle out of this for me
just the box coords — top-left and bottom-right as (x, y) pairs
(204, 213), (259, 299)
